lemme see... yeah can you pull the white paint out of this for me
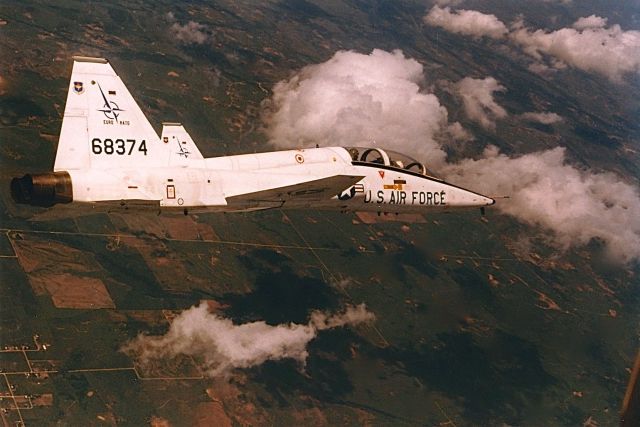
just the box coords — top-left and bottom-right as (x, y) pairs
(51, 57), (495, 214)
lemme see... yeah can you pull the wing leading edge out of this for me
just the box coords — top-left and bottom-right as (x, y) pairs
(225, 174), (364, 206)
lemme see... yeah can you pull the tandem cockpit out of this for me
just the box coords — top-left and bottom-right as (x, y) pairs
(344, 147), (442, 180)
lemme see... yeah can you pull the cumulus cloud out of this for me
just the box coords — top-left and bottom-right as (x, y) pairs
(446, 121), (473, 141)
(572, 15), (608, 30)
(520, 111), (563, 124)
(122, 302), (374, 377)
(423, 8), (640, 82)
(455, 77), (508, 130)
(424, 6), (508, 39)
(262, 49), (452, 167)
(262, 49), (640, 262)
(166, 12), (213, 45)
(443, 146), (640, 262)
(509, 17), (640, 82)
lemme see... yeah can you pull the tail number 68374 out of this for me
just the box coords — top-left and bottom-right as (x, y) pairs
(91, 138), (148, 156)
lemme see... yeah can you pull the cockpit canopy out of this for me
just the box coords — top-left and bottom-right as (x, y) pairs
(345, 147), (440, 179)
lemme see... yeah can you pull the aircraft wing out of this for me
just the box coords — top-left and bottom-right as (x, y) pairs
(225, 174), (364, 206)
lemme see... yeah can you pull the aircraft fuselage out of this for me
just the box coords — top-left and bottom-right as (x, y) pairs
(10, 57), (495, 215)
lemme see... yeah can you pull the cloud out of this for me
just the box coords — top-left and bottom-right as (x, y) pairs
(446, 121), (473, 141)
(261, 49), (640, 262)
(520, 112), (562, 124)
(455, 77), (508, 130)
(166, 12), (213, 45)
(572, 15), (608, 30)
(423, 8), (640, 82)
(122, 302), (375, 377)
(262, 49), (453, 168)
(443, 146), (640, 262)
(509, 17), (640, 82)
(424, 6), (508, 39)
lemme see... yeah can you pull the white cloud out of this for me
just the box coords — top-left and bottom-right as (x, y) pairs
(455, 77), (508, 130)
(446, 121), (473, 141)
(166, 13), (213, 45)
(423, 8), (640, 82)
(520, 111), (562, 124)
(170, 21), (211, 44)
(122, 302), (374, 377)
(262, 49), (451, 167)
(572, 15), (608, 30)
(443, 146), (640, 262)
(262, 49), (640, 262)
(509, 17), (640, 82)
(424, 6), (508, 39)
(310, 304), (374, 330)
(527, 62), (553, 74)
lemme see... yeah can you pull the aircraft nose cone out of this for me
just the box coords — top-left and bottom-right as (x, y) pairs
(471, 195), (495, 206)
(447, 186), (496, 208)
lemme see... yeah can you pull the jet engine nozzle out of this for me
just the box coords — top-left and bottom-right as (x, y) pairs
(11, 172), (73, 207)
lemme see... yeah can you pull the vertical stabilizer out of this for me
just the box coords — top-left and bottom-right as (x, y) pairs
(54, 56), (169, 171)
(161, 122), (204, 167)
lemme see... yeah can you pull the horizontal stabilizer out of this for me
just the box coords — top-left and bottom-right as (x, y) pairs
(226, 175), (364, 206)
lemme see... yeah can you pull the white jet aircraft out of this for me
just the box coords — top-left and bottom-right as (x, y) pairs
(11, 56), (495, 215)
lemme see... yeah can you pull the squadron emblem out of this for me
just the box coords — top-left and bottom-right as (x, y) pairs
(73, 81), (84, 94)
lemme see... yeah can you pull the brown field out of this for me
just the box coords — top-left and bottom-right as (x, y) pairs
(133, 354), (201, 379)
(45, 273), (114, 309)
(12, 236), (101, 288)
(132, 239), (207, 292)
(115, 214), (167, 238)
(291, 407), (329, 426)
(160, 216), (218, 241)
(115, 214), (218, 242)
(12, 235), (114, 308)
(205, 380), (271, 426)
(31, 393), (54, 407)
(109, 310), (167, 325)
(192, 401), (232, 427)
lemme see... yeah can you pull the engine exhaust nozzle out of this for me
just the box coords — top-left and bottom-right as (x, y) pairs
(11, 172), (73, 207)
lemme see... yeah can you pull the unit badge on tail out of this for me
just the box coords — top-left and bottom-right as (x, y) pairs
(73, 81), (84, 94)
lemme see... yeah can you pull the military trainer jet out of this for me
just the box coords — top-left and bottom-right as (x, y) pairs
(11, 56), (495, 215)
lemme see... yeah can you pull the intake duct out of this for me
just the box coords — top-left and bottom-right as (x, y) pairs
(11, 172), (73, 207)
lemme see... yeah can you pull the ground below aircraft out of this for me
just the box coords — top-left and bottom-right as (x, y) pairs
(11, 56), (495, 215)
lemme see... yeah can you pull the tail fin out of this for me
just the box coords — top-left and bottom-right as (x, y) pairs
(54, 56), (169, 171)
(161, 123), (204, 166)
